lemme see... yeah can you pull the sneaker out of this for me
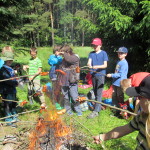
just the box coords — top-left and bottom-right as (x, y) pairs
(10, 124), (17, 128)
(6, 123), (17, 128)
(87, 111), (98, 119)
(77, 112), (82, 117)
(67, 111), (73, 116)
(11, 118), (20, 123)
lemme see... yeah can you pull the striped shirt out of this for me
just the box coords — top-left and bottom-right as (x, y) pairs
(129, 113), (149, 150)
(28, 57), (42, 79)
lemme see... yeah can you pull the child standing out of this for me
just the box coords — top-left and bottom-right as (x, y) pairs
(0, 51), (18, 127)
(48, 45), (63, 108)
(48, 45), (62, 81)
(87, 38), (108, 119)
(23, 48), (45, 106)
(107, 47), (128, 115)
(57, 45), (82, 116)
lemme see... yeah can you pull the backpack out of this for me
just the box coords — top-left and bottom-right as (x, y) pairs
(87, 89), (95, 100)
(48, 54), (62, 66)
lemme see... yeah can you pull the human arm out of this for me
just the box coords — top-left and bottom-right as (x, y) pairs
(23, 65), (29, 71)
(92, 61), (107, 69)
(29, 67), (42, 81)
(87, 58), (92, 68)
(63, 52), (79, 65)
(107, 60), (128, 78)
(93, 124), (134, 144)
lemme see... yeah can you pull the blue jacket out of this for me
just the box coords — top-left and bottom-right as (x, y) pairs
(111, 59), (128, 87)
(0, 65), (18, 94)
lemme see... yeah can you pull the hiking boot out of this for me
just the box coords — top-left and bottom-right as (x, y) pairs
(87, 111), (98, 119)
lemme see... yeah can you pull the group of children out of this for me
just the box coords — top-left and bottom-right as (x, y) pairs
(0, 46), (45, 127)
(0, 41), (150, 149)
(47, 39), (150, 149)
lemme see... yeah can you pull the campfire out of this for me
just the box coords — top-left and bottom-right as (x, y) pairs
(28, 108), (88, 150)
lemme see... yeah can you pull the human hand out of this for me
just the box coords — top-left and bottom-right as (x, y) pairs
(29, 77), (34, 81)
(23, 65), (28, 71)
(93, 134), (103, 144)
(88, 66), (92, 69)
(93, 66), (98, 69)
(106, 74), (112, 78)
(58, 52), (64, 55)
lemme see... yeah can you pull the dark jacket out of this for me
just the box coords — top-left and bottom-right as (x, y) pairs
(0, 65), (18, 94)
(58, 53), (80, 86)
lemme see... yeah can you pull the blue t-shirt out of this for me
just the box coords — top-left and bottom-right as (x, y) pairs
(88, 50), (108, 76)
(111, 59), (128, 87)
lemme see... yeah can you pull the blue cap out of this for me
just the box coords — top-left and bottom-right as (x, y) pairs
(117, 47), (128, 53)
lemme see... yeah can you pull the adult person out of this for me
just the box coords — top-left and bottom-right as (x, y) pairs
(57, 45), (82, 116)
(107, 47), (128, 116)
(93, 75), (150, 150)
(23, 47), (45, 106)
(87, 38), (108, 119)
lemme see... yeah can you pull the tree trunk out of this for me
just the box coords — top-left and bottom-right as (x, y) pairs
(81, 30), (85, 47)
(49, 3), (54, 47)
(33, 32), (37, 47)
(37, 32), (40, 47)
(71, 0), (74, 45)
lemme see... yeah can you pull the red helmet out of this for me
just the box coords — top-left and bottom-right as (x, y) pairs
(91, 38), (102, 46)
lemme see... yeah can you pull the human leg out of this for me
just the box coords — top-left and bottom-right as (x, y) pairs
(27, 81), (34, 104)
(69, 84), (82, 116)
(112, 85), (120, 107)
(112, 86), (124, 117)
(87, 76), (104, 119)
(33, 79), (45, 105)
(94, 76), (104, 112)
(2, 94), (17, 125)
(62, 86), (72, 114)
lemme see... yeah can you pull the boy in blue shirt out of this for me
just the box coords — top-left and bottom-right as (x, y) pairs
(87, 38), (109, 119)
(107, 47), (128, 115)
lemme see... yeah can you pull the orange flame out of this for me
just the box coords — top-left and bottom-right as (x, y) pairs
(28, 118), (47, 150)
(29, 108), (72, 150)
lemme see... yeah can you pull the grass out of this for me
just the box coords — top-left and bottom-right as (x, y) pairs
(0, 46), (137, 150)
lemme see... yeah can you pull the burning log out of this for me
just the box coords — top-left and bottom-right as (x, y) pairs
(28, 110), (73, 150)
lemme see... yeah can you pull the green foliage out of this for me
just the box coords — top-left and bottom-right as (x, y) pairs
(0, 0), (150, 71)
